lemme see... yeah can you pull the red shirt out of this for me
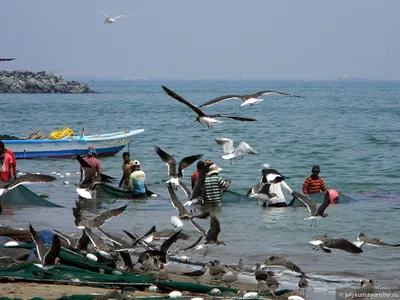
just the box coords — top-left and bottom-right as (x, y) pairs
(6, 149), (16, 176)
(84, 156), (102, 179)
(191, 170), (199, 189)
(0, 153), (13, 182)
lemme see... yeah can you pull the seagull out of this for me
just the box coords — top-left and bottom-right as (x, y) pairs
(84, 227), (111, 257)
(157, 263), (171, 281)
(0, 58), (16, 62)
(246, 182), (277, 201)
(198, 90), (300, 107)
(215, 138), (257, 164)
(183, 160), (207, 207)
(167, 183), (210, 228)
(264, 255), (303, 273)
(154, 146), (202, 187)
(96, 9), (129, 24)
(220, 267), (238, 288)
(162, 85), (257, 129)
(76, 154), (116, 199)
(189, 215), (225, 256)
(291, 191), (330, 227)
(29, 224), (61, 270)
(182, 263), (210, 284)
(72, 201), (128, 229)
(53, 229), (90, 251)
(0, 174), (56, 196)
(353, 232), (400, 248)
(310, 235), (363, 254)
(209, 260), (226, 282)
(298, 272), (308, 297)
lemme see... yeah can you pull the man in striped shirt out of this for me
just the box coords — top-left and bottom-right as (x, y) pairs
(83, 146), (103, 182)
(302, 165), (327, 194)
(201, 164), (231, 205)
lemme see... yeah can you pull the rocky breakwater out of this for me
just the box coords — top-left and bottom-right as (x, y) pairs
(0, 70), (98, 93)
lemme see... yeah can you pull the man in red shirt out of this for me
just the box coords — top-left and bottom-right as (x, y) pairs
(0, 141), (16, 178)
(0, 147), (15, 182)
(84, 146), (102, 181)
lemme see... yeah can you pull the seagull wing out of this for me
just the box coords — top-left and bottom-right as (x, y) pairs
(167, 183), (188, 216)
(162, 85), (206, 117)
(113, 14), (128, 20)
(215, 138), (235, 153)
(265, 256), (302, 273)
(178, 154), (203, 177)
(155, 146), (177, 177)
(206, 215), (221, 243)
(131, 225), (157, 247)
(252, 90), (299, 97)
(160, 229), (182, 253)
(96, 9), (109, 18)
(98, 228), (127, 247)
(189, 219), (207, 235)
(236, 142), (257, 155)
(315, 192), (331, 215)
(91, 204), (128, 228)
(191, 167), (207, 200)
(180, 181), (191, 199)
(54, 229), (77, 248)
(4, 174), (56, 190)
(43, 234), (61, 266)
(210, 114), (257, 122)
(172, 235), (203, 254)
(198, 95), (243, 107)
(29, 224), (46, 262)
(72, 200), (86, 227)
(291, 191), (317, 215)
(84, 228), (108, 251)
(0, 58), (16, 62)
(323, 238), (363, 254)
(76, 230), (90, 251)
(76, 155), (91, 168)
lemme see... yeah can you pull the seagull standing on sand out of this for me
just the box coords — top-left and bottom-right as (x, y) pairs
(96, 9), (128, 24)
(298, 272), (308, 297)
(29, 224), (61, 270)
(310, 235), (363, 254)
(162, 85), (257, 129)
(198, 90), (300, 107)
(291, 191), (331, 227)
(215, 138), (257, 164)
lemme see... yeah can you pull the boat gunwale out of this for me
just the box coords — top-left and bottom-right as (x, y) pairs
(2, 129), (145, 144)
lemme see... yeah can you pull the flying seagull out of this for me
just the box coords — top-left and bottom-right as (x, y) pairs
(199, 90), (300, 107)
(0, 174), (56, 196)
(0, 58), (16, 62)
(189, 215), (225, 256)
(353, 232), (400, 248)
(162, 85), (257, 129)
(53, 229), (90, 251)
(154, 146), (202, 187)
(310, 235), (363, 254)
(264, 255), (303, 273)
(72, 200), (128, 229)
(215, 138), (257, 164)
(167, 183), (210, 228)
(76, 154), (116, 199)
(183, 160), (207, 207)
(291, 191), (330, 227)
(29, 224), (61, 270)
(96, 9), (129, 24)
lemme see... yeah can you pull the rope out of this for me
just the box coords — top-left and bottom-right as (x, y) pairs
(48, 127), (75, 140)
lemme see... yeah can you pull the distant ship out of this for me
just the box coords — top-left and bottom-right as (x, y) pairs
(337, 74), (369, 81)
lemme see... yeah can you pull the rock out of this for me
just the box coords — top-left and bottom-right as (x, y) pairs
(0, 70), (98, 94)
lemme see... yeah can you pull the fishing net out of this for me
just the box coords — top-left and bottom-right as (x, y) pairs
(0, 185), (62, 207)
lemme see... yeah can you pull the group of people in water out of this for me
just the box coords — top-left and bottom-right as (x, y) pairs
(1, 140), (337, 206)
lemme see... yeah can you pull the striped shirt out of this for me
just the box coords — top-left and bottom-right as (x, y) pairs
(302, 176), (327, 194)
(84, 156), (102, 180)
(201, 174), (230, 204)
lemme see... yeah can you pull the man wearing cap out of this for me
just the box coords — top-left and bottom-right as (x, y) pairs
(119, 152), (135, 189)
(191, 159), (214, 189)
(201, 164), (231, 205)
(302, 165), (327, 195)
(128, 160), (148, 197)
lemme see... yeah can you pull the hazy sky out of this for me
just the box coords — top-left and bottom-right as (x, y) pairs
(1, 1), (399, 80)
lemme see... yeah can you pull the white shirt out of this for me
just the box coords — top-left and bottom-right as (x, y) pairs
(263, 174), (293, 204)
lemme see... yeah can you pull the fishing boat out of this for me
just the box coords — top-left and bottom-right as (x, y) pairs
(2, 129), (145, 159)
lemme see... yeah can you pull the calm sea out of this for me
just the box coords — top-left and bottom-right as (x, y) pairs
(1, 79), (400, 299)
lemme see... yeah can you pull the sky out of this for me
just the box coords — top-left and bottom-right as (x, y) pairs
(1, 0), (399, 80)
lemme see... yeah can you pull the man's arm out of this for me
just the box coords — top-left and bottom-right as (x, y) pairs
(302, 177), (310, 194)
(320, 179), (327, 192)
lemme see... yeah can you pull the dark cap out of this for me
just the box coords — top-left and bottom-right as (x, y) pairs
(197, 160), (205, 169)
(122, 152), (130, 157)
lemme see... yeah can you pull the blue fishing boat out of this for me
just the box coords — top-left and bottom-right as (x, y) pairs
(2, 129), (145, 159)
